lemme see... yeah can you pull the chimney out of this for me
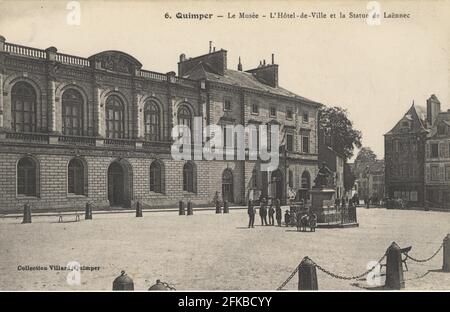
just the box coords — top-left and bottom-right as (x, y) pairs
(427, 94), (441, 126)
(271, 53), (274, 64)
(237, 57), (242, 71)
(245, 57), (279, 88)
(178, 48), (228, 76)
(209, 41), (212, 53)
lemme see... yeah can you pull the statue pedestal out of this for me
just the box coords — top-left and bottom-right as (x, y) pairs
(310, 188), (335, 223)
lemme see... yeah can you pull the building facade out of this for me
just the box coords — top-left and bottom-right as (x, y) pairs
(0, 36), (321, 212)
(425, 108), (450, 209)
(384, 95), (443, 206)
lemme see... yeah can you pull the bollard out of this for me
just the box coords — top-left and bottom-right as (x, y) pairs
(298, 257), (318, 290)
(22, 204), (31, 224)
(443, 234), (450, 272)
(223, 201), (229, 214)
(148, 279), (169, 291)
(85, 202), (92, 220)
(215, 202), (221, 214)
(187, 201), (193, 215)
(385, 242), (405, 290)
(179, 201), (185, 215)
(112, 270), (134, 290)
(136, 201), (143, 217)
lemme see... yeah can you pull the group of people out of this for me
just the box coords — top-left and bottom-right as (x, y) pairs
(247, 198), (283, 228)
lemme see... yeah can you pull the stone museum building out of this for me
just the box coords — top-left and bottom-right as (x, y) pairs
(384, 95), (446, 207)
(0, 35), (321, 212)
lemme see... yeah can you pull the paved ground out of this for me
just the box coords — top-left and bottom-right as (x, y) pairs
(0, 207), (449, 291)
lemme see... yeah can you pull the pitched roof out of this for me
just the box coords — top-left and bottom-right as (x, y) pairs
(183, 63), (320, 105)
(427, 110), (450, 138)
(385, 103), (428, 135)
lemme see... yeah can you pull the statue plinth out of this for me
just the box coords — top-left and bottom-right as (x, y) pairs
(310, 187), (335, 223)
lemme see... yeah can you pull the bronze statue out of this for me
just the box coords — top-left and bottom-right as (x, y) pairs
(314, 162), (333, 188)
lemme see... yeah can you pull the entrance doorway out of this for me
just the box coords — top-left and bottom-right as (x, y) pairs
(222, 169), (234, 203)
(108, 161), (128, 207)
(271, 169), (283, 203)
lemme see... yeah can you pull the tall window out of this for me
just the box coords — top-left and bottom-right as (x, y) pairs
(183, 162), (196, 192)
(62, 89), (83, 136)
(286, 133), (294, 152)
(150, 161), (163, 193)
(252, 168), (258, 188)
(178, 105), (192, 143)
(68, 158), (85, 195)
(302, 136), (310, 153)
(431, 143), (439, 158)
(11, 82), (36, 133)
(144, 101), (160, 141)
(106, 95), (124, 138)
(288, 170), (294, 188)
(17, 157), (37, 196)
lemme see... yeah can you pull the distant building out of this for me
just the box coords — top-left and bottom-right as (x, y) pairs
(349, 159), (384, 202)
(425, 107), (450, 209)
(384, 95), (443, 206)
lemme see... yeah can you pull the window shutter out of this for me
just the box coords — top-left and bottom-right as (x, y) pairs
(425, 165), (430, 182)
(439, 165), (445, 181)
(425, 142), (430, 158)
(439, 143), (445, 158)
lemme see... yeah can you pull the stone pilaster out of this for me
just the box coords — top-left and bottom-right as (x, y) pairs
(48, 80), (57, 133)
(94, 86), (105, 137)
(0, 73), (3, 129)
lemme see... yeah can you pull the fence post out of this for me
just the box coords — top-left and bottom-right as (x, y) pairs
(187, 201), (193, 215)
(385, 242), (404, 290)
(215, 201), (221, 214)
(223, 201), (229, 214)
(443, 234), (450, 272)
(298, 257), (318, 290)
(22, 204), (31, 224)
(85, 203), (92, 220)
(179, 201), (185, 215)
(136, 201), (143, 217)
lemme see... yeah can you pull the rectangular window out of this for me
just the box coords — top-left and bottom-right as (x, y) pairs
(302, 136), (310, 154)
(286, 133), (294, 152)
(431, 143), (439, 158)
(224, 98), (231, 111)
(286, 109), (293, 120)
(431, 165), (439, 181)
(445, 165), (450, 181)
(270, 107), (276, 117)
(303, 112), (309, 123)
(251, 102), (259, 115)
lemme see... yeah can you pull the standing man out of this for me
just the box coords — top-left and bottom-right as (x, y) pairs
(268, 199), (275, 226)
(260, 198), (268, 226)
(247, 200), (255, 228)
(275, 199), (282, 227)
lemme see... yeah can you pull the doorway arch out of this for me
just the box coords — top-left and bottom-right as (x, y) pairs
(271, 169), (284, 203)
(107, 159), (133, 207)
(222, 169), (234, 203)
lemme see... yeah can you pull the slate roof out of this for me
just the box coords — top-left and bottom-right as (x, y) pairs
(183, 62), (320, 105)
(385, 103), (428, 135)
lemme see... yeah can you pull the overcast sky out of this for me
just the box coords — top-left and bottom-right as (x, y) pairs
(0, 0), (448, 161)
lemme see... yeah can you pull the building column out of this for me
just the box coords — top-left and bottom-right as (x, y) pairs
(134, 93), (143, 139)
(94, 86), (105, 137)
(0, 73), (3, 129)
(48, 80), (57, 133)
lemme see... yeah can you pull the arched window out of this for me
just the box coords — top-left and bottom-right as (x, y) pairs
(301, 171), (311, 189)
(62, 89), (83, 136)
(183, 162), (196, 193)
(144, 101), (160, 141)
(11, 82), (37, 133)
(288, 170), (294, 188)
(17, 157), (38, 196)
(222, 169), (234, 203)
(106, 95), (124, 138)
(68, 158), (85, 195)
(150, 161), (164, 193)
(177, 105), (192, 129)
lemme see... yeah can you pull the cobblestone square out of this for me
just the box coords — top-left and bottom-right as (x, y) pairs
(0, 208), (449, 290)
